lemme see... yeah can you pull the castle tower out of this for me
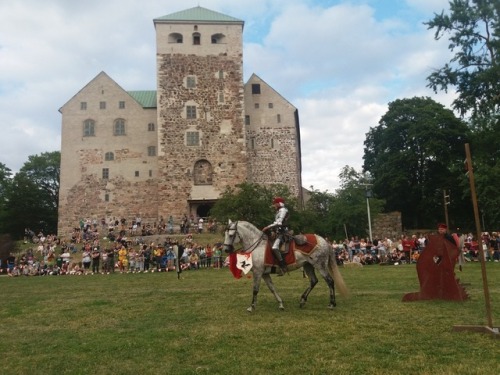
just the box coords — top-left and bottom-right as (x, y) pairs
(153, 7), (248, 220)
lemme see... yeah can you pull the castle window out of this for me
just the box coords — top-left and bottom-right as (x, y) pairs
(219, 70), (224, 79)
(119, 101), (125, 109)
(149, 170), (153, 177)
(104, 193), (109, 202)
(211, 33), (226, 44)
(135, 171), (139, 177)
(148, 123), (155, 131)
(254, 103), (259, 109)
(187, 76), (196, 88)
(268, 103), (273, 109)
(193, 32), (201, 45)
(245, 115), (250, 125)
(186, 131), (199, 146)
(218, 92), (224, 103)
(83, 119), (95, 136)
(193, 160), (213, 185)
(102, 168), (109, 179)
(168, 33), (183, 43)
(147, 146), (156, 156)
(277, 114), (281, 123)
(251, 84), (261, 94)
(80, 102), (87, 110)
(100, 101), (106, 110)
(114, 119), (126, 136)
(105, 152), (114, 161)
(186, 106), (197, 119)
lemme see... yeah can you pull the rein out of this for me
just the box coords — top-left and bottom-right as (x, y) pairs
(225, 221), (266, 254)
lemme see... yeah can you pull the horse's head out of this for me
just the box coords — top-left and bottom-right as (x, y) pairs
(222, 220), (240, 253)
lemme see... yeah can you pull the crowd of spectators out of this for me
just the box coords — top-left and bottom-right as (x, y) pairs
(331, 231), (500, 266)
(2, 215), (225, 277)
(2, 217), (500, 277)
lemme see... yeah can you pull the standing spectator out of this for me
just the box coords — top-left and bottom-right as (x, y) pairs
(205, 244), (213, 268)
(198, 217), (204, 234)
(214, 245), (222, 269)
(82, 249), (92, 275)
(136, 246), (145, 272)
(401, 235), (413, 263)
(118, 246), (128, 273)
(168, 215), (174, 234)
(143, 245), (152, 272)
(153, 244), (163, 272)
(91, 247), (100, 274)
(128, 247), (138, 273)
(166, 246), (176, 271)
(199, 247), (207, 268)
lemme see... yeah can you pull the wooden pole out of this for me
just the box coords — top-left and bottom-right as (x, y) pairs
(453, 143), (498, 338)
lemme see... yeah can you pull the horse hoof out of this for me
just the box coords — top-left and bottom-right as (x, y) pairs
(328, 304), (335, 310)
(299, 302), (306, 308)
(246, 306), (254, 313)
(278, 305), (285, 311)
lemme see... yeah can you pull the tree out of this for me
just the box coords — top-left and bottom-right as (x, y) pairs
(363, 97), (470, 229)
(425, 0), (500, 121)
(210, 182), (298, 231)
(19, 151), (60, 211)
(2, 152), (60, 238)
(0, 163), (12, 233)
(330, 166), (385, 240)
(425, 0), (500, 230)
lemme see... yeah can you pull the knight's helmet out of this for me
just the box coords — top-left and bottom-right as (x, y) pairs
(273, 197), (285, 207)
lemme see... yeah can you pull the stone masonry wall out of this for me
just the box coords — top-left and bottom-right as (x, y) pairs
(156, 53), (247, 220)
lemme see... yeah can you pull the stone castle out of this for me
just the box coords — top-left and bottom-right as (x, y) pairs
(58, 7), (302, 237)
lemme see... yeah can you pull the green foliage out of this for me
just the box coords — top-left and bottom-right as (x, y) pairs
(363, 97), (470, 229)
(425, 0), (500, 121)
(210, 182), (298, 230)
(210, 179), (384, 241)
(0, 163), (12, 233)
(0, 152), (60, 238)
(424, 0), (500, 231)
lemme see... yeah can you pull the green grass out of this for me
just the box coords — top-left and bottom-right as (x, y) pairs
(1, 262), (499, 375)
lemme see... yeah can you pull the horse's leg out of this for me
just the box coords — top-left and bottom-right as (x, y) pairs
(317, 265), (336, 309)
(247, 273), (262, 312)
(262, 273), (284, 310)
(299, 263), (318, 308)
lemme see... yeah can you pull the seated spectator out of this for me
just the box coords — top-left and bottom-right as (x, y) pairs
(189, 251), (199, 270)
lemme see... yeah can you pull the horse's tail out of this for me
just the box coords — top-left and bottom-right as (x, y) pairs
(328, 245), (349, 297)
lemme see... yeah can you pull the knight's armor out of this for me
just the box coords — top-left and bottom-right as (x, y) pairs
(267, 202), (289, 273)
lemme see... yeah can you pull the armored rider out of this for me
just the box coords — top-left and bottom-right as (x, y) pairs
(262, 197), (289, 273)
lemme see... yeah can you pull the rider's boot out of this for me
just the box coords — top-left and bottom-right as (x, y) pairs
(272, 247), (288, 275)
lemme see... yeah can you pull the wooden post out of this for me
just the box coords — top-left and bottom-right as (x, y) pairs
(453, 143), (498, 338)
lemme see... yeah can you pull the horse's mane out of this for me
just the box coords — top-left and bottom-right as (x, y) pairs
(237, 221), (266, 239)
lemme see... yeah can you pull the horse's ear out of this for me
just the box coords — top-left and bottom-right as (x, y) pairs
(228, 219), (232, 224)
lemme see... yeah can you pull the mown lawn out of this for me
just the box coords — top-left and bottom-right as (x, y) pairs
(1, 262), (499, 375)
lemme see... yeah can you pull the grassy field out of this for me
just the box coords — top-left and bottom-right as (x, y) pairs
(1, 261), (499, 375)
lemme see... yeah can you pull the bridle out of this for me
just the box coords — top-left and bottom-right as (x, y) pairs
(223, 221), (266, 254)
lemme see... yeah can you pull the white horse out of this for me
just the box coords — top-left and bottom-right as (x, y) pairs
(223, 220), (348, 312)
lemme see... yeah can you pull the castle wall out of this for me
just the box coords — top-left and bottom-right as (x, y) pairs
(244, 75), (302, 198)
(58, 73), (159, 236)
(155, 20), (247, 220)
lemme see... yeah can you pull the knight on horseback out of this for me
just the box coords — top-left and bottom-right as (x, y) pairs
(262, 197), (289, 274)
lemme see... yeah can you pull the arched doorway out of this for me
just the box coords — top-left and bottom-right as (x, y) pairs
(196, 203), (212, 219)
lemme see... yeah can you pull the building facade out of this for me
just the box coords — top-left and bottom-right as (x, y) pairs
(58, 6), (302, 237)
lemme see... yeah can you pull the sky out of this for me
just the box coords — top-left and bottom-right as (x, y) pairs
(0, 0), (456, 192)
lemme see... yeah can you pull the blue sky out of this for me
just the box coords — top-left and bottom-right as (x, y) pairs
(0, 0), (454, 191)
